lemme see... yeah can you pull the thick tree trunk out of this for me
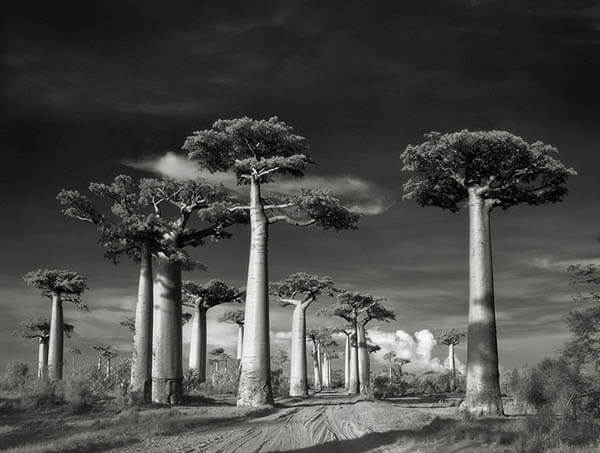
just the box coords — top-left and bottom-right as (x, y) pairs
(449, 343), (456, 392)
(237, 325), (244, 361)
(388, 362), (392, 383)
(322, 354), (330, 390)
(38, 337), (49, 379)
(152, 259), (183, 405)
(327, 357), (332, 388)
(130, 243), (153, 403)
(106, 359), (111, 378)
(465, 190), (503, 416)
(344, 335), (350, 389)
(48, 294), (64, 380)
(97, 356), (102, 371)
(289, 304), (308, 396)
(238, 177), (273, 407)
(188, 306), (207, 381)
(357, 323), (369, 394)
(348, 331), (359, 395)
(312, 342), (321, 391)
(316, 343), (323, 389)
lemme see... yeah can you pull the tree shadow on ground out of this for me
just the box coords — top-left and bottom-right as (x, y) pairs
(277, 416), (518, 453)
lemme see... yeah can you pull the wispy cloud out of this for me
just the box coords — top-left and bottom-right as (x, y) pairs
(122, 151), (394, 215)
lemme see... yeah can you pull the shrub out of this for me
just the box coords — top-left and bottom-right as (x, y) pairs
(21, 379), (61, 408)
(1, 361), (29, 392)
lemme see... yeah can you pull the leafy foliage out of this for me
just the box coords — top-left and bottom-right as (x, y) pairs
(270, 272), (337, 309)
(401, 130), (575, 212)
(437, 328), (465, 346)
(217, 309), (245, 326)
(182, 279), (244, 311)
(321, 291), (395, 326)
(23, 269), (88, 306)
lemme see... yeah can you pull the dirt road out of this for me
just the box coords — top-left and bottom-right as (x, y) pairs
(114, 391), (460, 453)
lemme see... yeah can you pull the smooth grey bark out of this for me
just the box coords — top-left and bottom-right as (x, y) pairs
(237, 325), (244, 361)
(188, 306), (207, 381)
(38, 337), (49, 379)
(106, 358), (111, 378)
(152, 258), (183, 405)
(289, 304), (308, 396)
(449, 343), (456, 391)
(344, 334), (350, 389)
(237, 177), (273, 406)
(130, 242), (153, 403)
(465, 189), (503, 415)
(312, 341), (321, 391)
(348, 330), (359, 395)
(388, 361), (393, 383)
(322, 353), (330, 389)
(48, 294), (64, 380)
(97, 356), (102, 370)
(357, 323), (369, 394)
(316, 343), (323, 390)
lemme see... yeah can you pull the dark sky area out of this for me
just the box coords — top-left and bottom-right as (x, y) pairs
(1, 0), (599, 373)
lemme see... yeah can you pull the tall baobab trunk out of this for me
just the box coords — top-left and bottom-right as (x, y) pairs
(316, 343), (323, 389)
(97, 356), (102, 370)
(348, 330), (359, 395)
(188, 305), (207, 381)
(449, 343), (456, 392)
(322, 353), (330, 390)
(106, 358), (111, 378)
(344, 334), (350, 389)
(38, 337), (49, 379)
(388, 361), (393, 383)
(312, 342), (321, 391)
(465, 190), (503, 415)
(327, 356), (332, 389)
(130, 243), (153, 402)
(152, 259), (183, 405)
(48, 294), (64, 380)
(357, 323), (369, 394)
(237, 324), (244, 361)
(289, 304), (308, 396)
(238, 178), (273, 407)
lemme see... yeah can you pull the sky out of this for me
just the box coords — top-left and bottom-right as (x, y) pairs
(1, 0), (599, 374)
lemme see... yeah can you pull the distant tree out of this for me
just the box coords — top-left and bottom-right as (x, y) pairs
(23, 270), (87, 380)
(306, 329), (327, 391)
(333, 326), (354, 390)
(394, 358), (411, 378)
(218, 310), (245, 361)
(564, 251), (600, 371)
(58, 175), (163, 402)
(437, 329), (465, 391)
(209, 348), (225, 372)
(272, 349), (289, 372)
(92, 345), (117, 377)
(321, 292), (394, 394)
(185, 116), (360, 406)
(182, 280), (243, 381)
(270, 273), (337, 397)
(120, 317), (136, 334)
(384, 351), (397, 383)
(67, 347), (81, 372)
(401, 130), (574, 415)
(318, 334), (338, 390)
(4, 361), (29, 392)
(13, 317), (73, 378)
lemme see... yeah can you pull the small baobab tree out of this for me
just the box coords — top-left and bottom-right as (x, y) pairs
(394, 358), (410, 379)
(333, 326), (354, 390)
(185, 117), (360, 406)
(383, 351), (396, 383)
(438, 329), (465, 391)
(13, 317), (74, 379)
(270, 273), (337, 397)
(218, 310), (245, 361)
(92, 345), (117, 377)
(306, 329), (324, 391)
(321, 292), (395, 394)
(182, 280), (243, 381)
(23, 270), (87, 380)
(68, 347), (82, 372)
(401, 130), (574, 415)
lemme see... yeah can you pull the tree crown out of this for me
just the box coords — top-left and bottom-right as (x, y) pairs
(401, 130), (576, 212)
(270, 272), (337, 308)
(13, 317), (74, 340)
(24, 269), (88, 306)
(437, 329), (466, 346)
(182, 279), (244, 311)
(320, 291), (395, 326)
(217, 309), (245, 326)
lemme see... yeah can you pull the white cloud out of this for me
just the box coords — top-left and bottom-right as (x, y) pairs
(122, 152), (394, 215)
(368, 328), (455, 374)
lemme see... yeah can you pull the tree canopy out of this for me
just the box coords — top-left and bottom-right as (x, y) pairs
(218, 310), (245, 326)
(182, 279), (244, 311)
(438, 329), (466, 346)
(321, 291), (395, 326)
(401, 130), (576, 212)
(23, 269), (88, 306)
(13, 317), (74, 340)
(270, 273), (337, 308)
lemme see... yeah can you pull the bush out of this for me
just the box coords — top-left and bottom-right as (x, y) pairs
(183, 365), (239, 396)
(21, 379), (61, 408)
(1, 361), (29, 392)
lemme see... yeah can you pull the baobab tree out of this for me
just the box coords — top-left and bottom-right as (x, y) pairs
(58, 175), (164, 402)
(306, 329), (324, 391)
(270, 273), (337, 397)
(68, 347), (81, 372)
(185, 116), (360, 406)
(438, 329), (465, 391)
(183, 279), (243, 381)
(394, 358), (410, 379)
(138, 177), (247, 404)
(333, 326), (354, 389)
(218, 310), (245, 361)
(319, 337), (338, 390)
(384, 351), (396, 383)
(92, 345), (117, 377)
(322, 292), (395, 394)
(13, 318), (74, 379)
(23, 269), (87, 380)
(401, 130), (574, 415)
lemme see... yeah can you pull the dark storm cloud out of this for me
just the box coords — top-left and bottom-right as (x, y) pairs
(1, 0), (599, 369)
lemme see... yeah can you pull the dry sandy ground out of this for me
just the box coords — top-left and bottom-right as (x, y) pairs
(1, 391), (525, 452)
